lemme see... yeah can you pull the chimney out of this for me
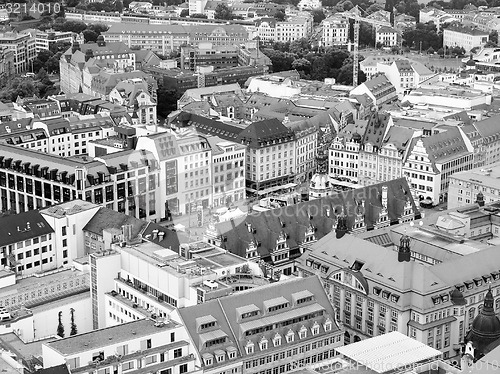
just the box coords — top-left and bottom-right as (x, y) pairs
(152, 229), (158, 240)
(476, 191), (485, 207)
(122, 224), (133, 243)
(85, 48), (94, 62)
(71, 41), (81, 54)
(97, 35), (106, 47)
(158, 231), (165, 241)
(381, 185), (388, 208)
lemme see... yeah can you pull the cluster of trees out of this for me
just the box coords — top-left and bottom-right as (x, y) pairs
(0, 69), (56, 101)
(51, 19), (109, 43)
(402, 22), (443, 51)
(428, 0), (499, 9)
(261, 39), (366, 85)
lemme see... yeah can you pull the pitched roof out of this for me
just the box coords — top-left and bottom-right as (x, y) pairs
(473, 115), (500, 139)
(236, 119), (295, 148)
(409, 127), (471, 165)
(211, 178), (419, 262)
(83, 207), (148, 238)
(169, 112), (242, 142)
(0, 210), (54, 247)
(177, 276), (339, 366)
(382, 126), (415, 153)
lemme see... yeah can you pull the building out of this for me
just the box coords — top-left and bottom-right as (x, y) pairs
(376, 59), (434, 97)
(205, 178), (419, 277)
(135, 132), (213, 215)
(108, 78), (157, 125)
(0, 47), (15, 86)
(0, 145), (163, 222)
(403, 127), (474, 204)
(0, 31), (36, 73)
(60, 41), (136, 95)
(207, 136), (246, 208)
(443, 25), (488, 53)
(376, 26), (398, 48)
(320, 15), (350, 48)
(42, 318), (200, 374)
(447, 163), (500, 209)
(296, 225), (490, 358)
(173, 276), (344, 374)
(0, 210), (55, 276)
(103, 23), (249, 55)
(255, 14), (313, 43)
(34, 29), (74, 53)
(145, 65), (268, 97)
(180, 43), (239, 71)
(403, 85), (491, 111)
(350, 75), (397, 106)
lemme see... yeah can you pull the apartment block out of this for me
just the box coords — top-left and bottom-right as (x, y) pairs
(0, 47), (15, 86)
(403, 127), (474, 204)
(320, 15), (349, 48)
(0, 31), (36, 73)
(103, 23), (248, 55)
(443, 25), (488, 52)
(35, 29), (74, 53)
(173, 276), (344, 374)
(207, 137), (246, 209)
(375, 26), (398, 47)
(255, 14), (313, 43)
(42, 318), (200, 374)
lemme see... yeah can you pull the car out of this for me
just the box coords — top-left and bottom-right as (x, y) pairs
(25, 72), (35, 78)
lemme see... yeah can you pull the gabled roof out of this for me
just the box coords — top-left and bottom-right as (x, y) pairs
(0, 210), (54, 247)
(408, 127), (471, 165)
(382, 126), (415, 153)
(473, 115), (500, 139)
(169, 111), (241, 142)
(362, 111), (391, 148)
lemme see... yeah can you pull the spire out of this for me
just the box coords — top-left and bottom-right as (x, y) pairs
(335, 207), (349, 239)
(483, 285), (495, 315)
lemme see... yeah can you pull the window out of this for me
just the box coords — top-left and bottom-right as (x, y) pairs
(122, 362), (134, 371)
(173, 348), (182, 358)
(62, 226), (67, 236)
(179, 364), (188, 374)
(145, 355), (157, 365)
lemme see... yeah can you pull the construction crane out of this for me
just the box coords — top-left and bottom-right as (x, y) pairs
(339, 6), (392, 86)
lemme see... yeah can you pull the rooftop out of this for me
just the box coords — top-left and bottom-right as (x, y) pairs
(0, 211), (54, 247)
(335, 332), (442, 373)
(46, 319), (179, 356)
(40, 200), (99, 219)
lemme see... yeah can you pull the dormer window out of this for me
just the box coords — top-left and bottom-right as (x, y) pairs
(273, 333), (281, 347)
(286, 330), (294, 343)
(299, 325), (307, 339)
(245, 341), (254, 355)
(381, 291), (391, 299)
(202, 354), (213, 366)
(227, 346), (237, 359)
(311, 321), (320, 335)
(324, 318), (333, 332)
(259, 338), (268, 351)
(215, 351), (225, 363)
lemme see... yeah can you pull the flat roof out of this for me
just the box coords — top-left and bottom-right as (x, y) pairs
(335, 332), (441, 373)
(46, 318), (179, 356)
(40, 200), (99, 218)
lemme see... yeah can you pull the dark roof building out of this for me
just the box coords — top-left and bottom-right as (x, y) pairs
(236, 119), (295, 149)
(205, 177), (419, 276)
(0, 210), (54, 247)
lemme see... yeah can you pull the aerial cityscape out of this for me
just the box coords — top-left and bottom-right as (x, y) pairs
(0, 0), (499, 372)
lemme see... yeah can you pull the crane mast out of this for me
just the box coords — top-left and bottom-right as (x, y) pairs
(341, 6), (392, 87)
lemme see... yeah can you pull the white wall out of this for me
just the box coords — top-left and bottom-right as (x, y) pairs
(31, 293), (92, 342)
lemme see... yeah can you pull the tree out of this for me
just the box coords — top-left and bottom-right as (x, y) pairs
(292, 58), (311, 77)
(489, 30), (498, 45)
(261, 49), (295, 72)
(437, 47), (444, 56)
(289, 38), (311, 56)
(214, 3), (233, 20)
(190, 13), (208, 18)
(366, 3), (383, 14)
(56, 21), (87, 34)
(88, 24), (109, 35)
(83, 30), (99, 43)
(274, 9), (286, 21)
(70, 308), (77, 336)
(57, 311), (65, 338)
(311, 9), (325, 24)
(180, 9), (189, 17)
(427, 46), (435, 54)
(359, 22), (375, 47)
(342, 0), (354, 10)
